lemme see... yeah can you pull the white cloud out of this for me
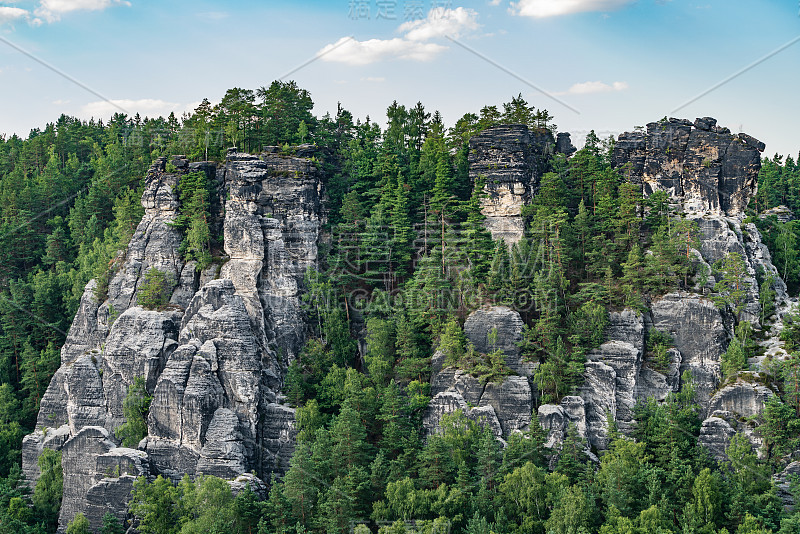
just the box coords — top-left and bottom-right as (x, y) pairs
(81, 98), (181, 119)
(489, 0), (502, 5)
(0, 6), (29, 25)
(51, 99), (70, 105)
(397, 7), (479, 41)
(319, 7), (478, 65)
(35, 0), (130, 23)
(360, 76), (385, 82)
(319, 37), (445, 65)
(510, 0), (633, 18)
(561, 80), (629, 95)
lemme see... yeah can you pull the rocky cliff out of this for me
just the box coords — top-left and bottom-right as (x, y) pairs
(468, 125), (574, 244)
(22, 151), (324, 531)
(612, 116), (765, 216)
(431, 118), (797, 463)
(23, 117), (797, 531)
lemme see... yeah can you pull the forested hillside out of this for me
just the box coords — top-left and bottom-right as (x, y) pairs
(2, 82), (800, 534)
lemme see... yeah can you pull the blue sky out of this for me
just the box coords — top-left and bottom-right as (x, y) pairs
(1, 0), (799, 157)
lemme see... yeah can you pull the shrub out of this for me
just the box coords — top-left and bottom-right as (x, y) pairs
(646, 328), (673, 373)
(137, 268), (172, 310)
(115, 377), (152, 447)
(66, 513), (90, 534)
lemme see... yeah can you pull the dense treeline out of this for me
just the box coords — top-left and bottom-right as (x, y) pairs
(750, 154), (800, 295)
(1, 82), (800, 533)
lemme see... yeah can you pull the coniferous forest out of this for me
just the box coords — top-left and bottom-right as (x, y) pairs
(2, 82), (800, 534)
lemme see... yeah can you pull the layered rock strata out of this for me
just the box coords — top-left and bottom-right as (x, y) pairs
(23, 152), (323, 531)
(468, 125), (574, 244)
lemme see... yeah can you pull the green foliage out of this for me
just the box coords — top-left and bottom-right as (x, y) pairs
(33, 448), (63, 532)
(100, 512), (125, 534)
(760, 395), (800, 464)
(5, 86), (800, 534)
(115, 376), (152, 447)
(129, 475), (180, 534)
(645, 328), (673, 373)
(437, 318), (511, 384)
(171, 170), (213, 270)
(136, 267), (173, 310)
(533, 336), (584, 404)
(721, 336), (748, 381)
(712, 252), (749, 320)
(66, 513), (90, 534)
(438, 318), (467, 367)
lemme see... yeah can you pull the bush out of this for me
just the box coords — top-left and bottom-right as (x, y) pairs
(66, 513), (90, 534)
(33, 448), (63, 532)
(171, 171), (213, 270)
(137, 268), (173, 310)
(645, 328), (674, 373)
(115, 377), (152, 447)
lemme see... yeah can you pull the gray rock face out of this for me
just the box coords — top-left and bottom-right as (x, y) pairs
(468, 125), (555, 244)
(611, 117), (764, 216)
(60, 280), (106, 364)
(105, 158), (185, 320)
(650, 292), (728, 409)
(538, 396), (591, 455)
(424, 307), (534, 439)
(573, 311), (647, 447)
(695, 379), (774, 463)
(24, 151), (323, 531)
(761, 205), (794, 224)
(555, 132), (576, 157)
(707, 380), (773, 418)
(636, 348), (682, 402)
(698, 417), (737, 462)
(103, 308), (179, 431)
(774, 462), (800, 509)
(422, 391), (503, 439)
(463, 306), (533, 376)
(57, 426), (117, 531)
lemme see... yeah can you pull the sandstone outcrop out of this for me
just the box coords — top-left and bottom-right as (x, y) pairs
(424, 307), (534, 439)
(469, 125), (573, 244)
(23, 151), (323, 531)
(612, 117), (764, 216)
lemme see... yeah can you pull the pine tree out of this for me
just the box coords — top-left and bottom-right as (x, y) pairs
(462, 176), (495, 285)
(388, 174), (414, 284)
(33, 448), (63, 532)
(621, 243), (646, 309)
(712, 252), (749, 321)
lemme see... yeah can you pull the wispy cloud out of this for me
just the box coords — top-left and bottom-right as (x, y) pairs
(81, 98), (181, 119)
(510, 0), (633, 18)
(398, 7), (480, 41)
(360, 76), (386, 82)
(556, 80), (629, 95)
(319, 6), (479, 65)
(0, 6), (29, 25)
(35, 0), (130, 23)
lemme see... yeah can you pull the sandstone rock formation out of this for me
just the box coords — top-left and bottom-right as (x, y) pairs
(23, 152), (323, 531)
(612, 117), (764, 216)
(468, 125), (573, 244)
(424, 306), (534, 440)
(453, 118), (791, 464)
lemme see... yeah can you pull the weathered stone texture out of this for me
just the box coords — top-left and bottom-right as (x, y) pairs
(25, 151), (321, 531)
